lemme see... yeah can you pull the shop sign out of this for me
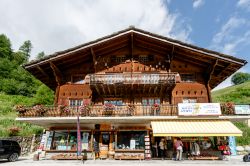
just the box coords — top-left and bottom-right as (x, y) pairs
(234, 105), (250, 115)
(178, 103), (221, 116)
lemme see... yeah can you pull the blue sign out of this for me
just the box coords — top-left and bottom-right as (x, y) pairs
(77, 115), (82, 156)
(229, 136), (237, 156)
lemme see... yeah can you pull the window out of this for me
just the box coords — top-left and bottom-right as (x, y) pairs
(142, 98), (160, 106)
(114, 55), (127, 63)
(180, 74), (195, 82)
(72, 75), (85, 84)
(117, 131), (146, 150)
(69, 99), (83, 106)
(138, 55), (149, 62)
(104, 100), (123, 106)
(50, 131), (91, 150)
(182, 98), (197, 103)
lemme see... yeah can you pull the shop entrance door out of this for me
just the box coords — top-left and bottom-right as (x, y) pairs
(99, 132), (110, 159)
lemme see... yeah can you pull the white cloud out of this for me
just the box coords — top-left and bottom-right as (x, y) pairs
(0, 0), (192, 60)
(237, 0), (250, 11)
(210, 16), (250, 55)
(193, 0), (204, 9)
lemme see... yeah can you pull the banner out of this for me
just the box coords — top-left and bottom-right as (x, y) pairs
(229, 136), (237, 156)
(234, 105), (250, 115)
(178, 103), (221, 116)
(77, 115), (82, 156)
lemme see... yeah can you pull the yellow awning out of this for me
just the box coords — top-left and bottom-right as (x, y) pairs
(151, 120), (242, 137)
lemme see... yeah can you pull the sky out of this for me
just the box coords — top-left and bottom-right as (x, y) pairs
(0, 0), (250, 90)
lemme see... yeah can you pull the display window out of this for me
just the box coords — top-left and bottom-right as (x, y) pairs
(48, 131), (91, 151)
(117, 131), (146, 150)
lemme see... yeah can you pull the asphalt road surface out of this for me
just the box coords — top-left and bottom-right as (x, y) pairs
(0, 155), (249, 166)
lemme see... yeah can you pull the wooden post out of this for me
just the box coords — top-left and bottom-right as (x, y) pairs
(54, 85), (60, 105)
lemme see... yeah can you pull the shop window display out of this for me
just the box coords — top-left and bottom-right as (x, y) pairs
(117, 131), (146, 150)
(49, 131), (91, 151)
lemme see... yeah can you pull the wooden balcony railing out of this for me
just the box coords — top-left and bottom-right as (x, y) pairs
(16, 104), (241, 118)
(87, 73), (178, 85)
(16, 104), (178, 117)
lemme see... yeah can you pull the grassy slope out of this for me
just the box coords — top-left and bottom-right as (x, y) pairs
(212, 81), (250, 145)
(0, 93), (42, 137)
(212, 81), (250, 104)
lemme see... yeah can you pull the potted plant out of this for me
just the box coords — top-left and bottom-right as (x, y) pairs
(58, 105), (71, 116)
(103, 103), (115, 116)
(151, 103), (160, 115)
(33, 104), (47, 116)
(79, 104), (91, 116)
(14, 105), (27, 117)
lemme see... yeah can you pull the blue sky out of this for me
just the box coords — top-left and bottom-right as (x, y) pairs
(0, 0), (249, 90)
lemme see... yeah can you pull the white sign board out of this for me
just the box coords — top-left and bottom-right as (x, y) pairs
(178, 103), (221, 116)
(234, 105), (250, 115)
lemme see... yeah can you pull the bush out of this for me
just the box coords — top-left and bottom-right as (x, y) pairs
(234, 122), (250, 146)
(232, 72), (250, 85)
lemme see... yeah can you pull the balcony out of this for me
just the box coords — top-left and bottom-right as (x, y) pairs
(88, 73), (178, 85)
(87, 73), (179, 96)
(16, 104), (242, 118)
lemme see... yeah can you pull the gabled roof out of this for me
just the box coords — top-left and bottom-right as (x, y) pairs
(24, 26), (247, 90)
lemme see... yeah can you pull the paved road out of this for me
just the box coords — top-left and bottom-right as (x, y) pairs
(0, 155), (249, 166)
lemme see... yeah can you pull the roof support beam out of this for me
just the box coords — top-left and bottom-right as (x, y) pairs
(206, 59), (218, 103)
(215, 63), (232, 76)
(36, 65), (50, 80)
(91, 48), (97, 72)
(167, 45), (175, 72)
(130, 33), (134, 59)
(50, 62), (63, 86)
(207, 59), (218, 85)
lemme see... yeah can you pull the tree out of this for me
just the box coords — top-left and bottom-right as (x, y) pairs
(19, 40), (32, 62)
(34, 84), (54, 105)
(231, 72), (250, 85)
(36, 51), (45, 60)
(0, 34), (12, 60)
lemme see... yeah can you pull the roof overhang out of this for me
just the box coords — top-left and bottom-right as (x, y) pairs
(23, 27), (247, 90)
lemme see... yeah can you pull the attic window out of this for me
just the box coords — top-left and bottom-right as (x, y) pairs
(180, 73), (195, 82)
(138, 55), (149, 62)
(72, 75), (85, 84)
(114, 55), (126, 63)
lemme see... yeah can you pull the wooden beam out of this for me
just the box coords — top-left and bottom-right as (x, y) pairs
(101, 84), (106, 95)
(91, 48), (97, 72)
(36, 65), (50, 80)
(130, 33), (134, 59)
(50, 62), (63, 85)
(54, 85), (60, 105)
(94, 85), (101, 96)
(207, 59), (218, 85)
(167, 45), (175, 71)
(215, 63), (232, 76)
(154, 86), (158, 94)
(107, 85), (111, 96)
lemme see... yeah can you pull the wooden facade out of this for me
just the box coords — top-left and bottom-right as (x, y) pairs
(19, 27), (247, 160)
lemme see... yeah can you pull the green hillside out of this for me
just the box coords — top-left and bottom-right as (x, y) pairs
(212, 81), (250, 104)
(0, 93), (43, 137)
(212, 81), (250, 146)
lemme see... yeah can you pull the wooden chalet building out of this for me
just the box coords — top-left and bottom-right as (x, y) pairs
(17, 27), (248, 160)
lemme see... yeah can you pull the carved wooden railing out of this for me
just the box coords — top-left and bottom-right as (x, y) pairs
(16, 104), (239, 118)
(16, 104), (178, 117)
(87, 73), (178, 85)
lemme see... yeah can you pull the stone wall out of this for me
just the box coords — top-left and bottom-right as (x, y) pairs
(1, 135), (41, 156)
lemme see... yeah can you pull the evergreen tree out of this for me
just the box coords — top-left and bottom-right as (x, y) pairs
(19, 40), (32, 62)
(36, 51), (45, 60)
